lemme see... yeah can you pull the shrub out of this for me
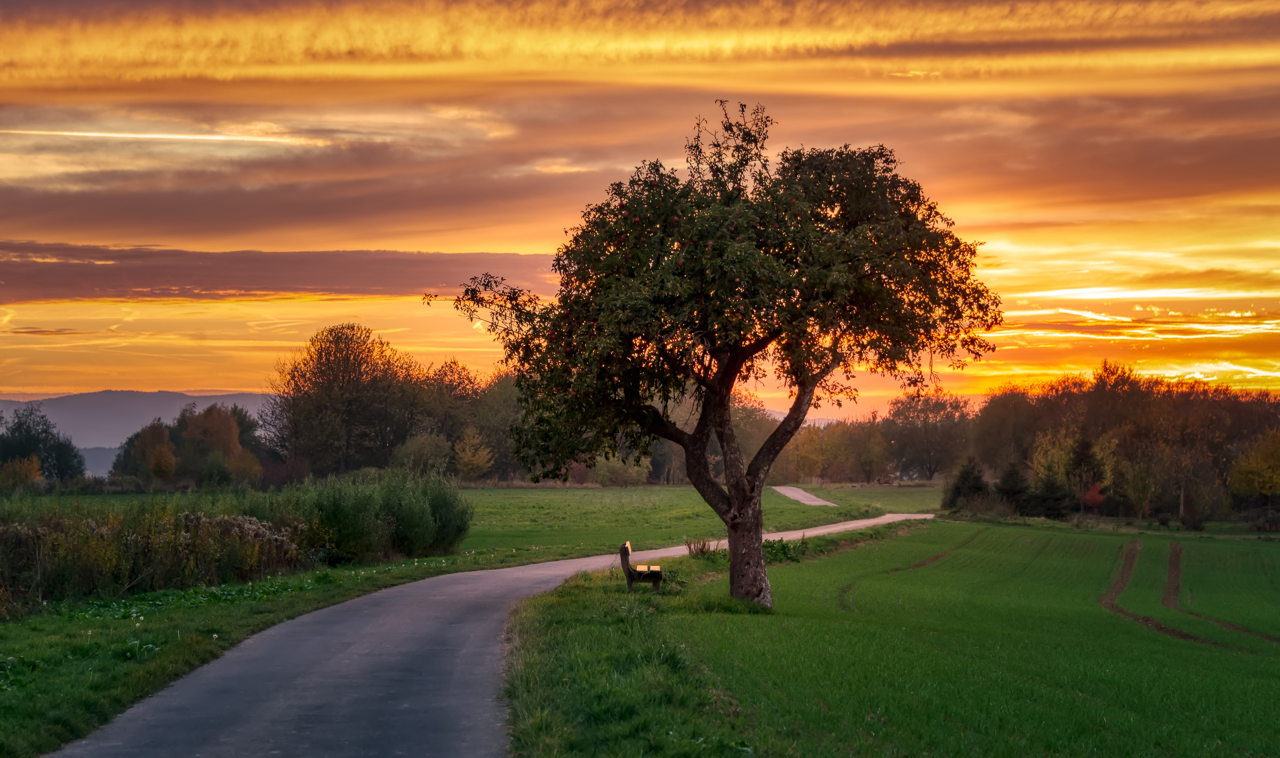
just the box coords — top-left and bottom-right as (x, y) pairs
(392, 433), (451, 476)
(0, 473), (472, 608)
(589, 457), (651, 487)
(957, 491), (1017, 518)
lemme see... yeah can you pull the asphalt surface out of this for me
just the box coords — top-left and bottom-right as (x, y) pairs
(52, 513), (931, 758)
(770, 486), (839, 506)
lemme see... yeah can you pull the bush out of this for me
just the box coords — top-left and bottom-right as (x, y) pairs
(955, 491), (1017, 518)
(0, 511), (298, 605)
(0, 473), (473, 607)
(392, 433), (451, 476)
(589, 457), (651, 488)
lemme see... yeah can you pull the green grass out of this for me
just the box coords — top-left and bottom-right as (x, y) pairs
(0, 547), (596, 758)
(463, 485), (882, 554)
(506, 521), (1280, 757)
(0, 485), (865, 758)
(791, 484), (941, 513)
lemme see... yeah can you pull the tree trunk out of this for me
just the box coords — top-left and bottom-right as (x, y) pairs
(724, 489), (772, 608)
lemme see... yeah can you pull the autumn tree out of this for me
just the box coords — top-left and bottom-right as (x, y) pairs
(261, 323), (434, 475)
(453, 426), (494, 481)
(456, 103), (1001, 606)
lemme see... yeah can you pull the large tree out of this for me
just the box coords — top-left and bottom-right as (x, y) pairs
(261, 323), (434, 475)
(882, 390), (973, 481)
(456, 104), (1001, 606)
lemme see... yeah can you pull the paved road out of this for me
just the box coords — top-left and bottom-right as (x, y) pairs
(771, 485), (839, 506)
(53, 513), (932, 758)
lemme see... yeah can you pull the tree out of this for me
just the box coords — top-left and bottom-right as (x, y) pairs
(453, 426), (494, 481)
(994, 462), (1030, 512)
(455, 103), (1001, 606)
(261, 323), (434, 475)
(0, 405), (85, 481)
(883, 390), (973, 480)
(1230, 428), (1280, 501)
(942, 457), (988, 510)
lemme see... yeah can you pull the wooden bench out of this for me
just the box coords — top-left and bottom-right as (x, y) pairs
(619, 541), (662, 593)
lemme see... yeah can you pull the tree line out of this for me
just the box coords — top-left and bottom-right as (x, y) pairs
(106, 323), (522, 489)
(766, 361), (1280, 522)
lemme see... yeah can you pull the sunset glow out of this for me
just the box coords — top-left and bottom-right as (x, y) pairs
(3, 0), (1278, 411)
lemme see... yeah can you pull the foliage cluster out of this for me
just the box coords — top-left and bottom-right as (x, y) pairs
(971, 361), (1280, 520)
(0, 473), (471, 610)
(0, 406), (85, 490)
(777, 361), (1279, 522)
(112, 403), (264, 489)
(259, 323), (521, 482)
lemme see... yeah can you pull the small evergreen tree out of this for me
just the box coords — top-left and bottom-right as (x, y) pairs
(942, 457), (988, 510)
(995, 462), (1031, 513)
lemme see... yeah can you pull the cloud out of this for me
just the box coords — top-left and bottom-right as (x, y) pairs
(7, 326), (96, 336)
(0, 241), (556, 303)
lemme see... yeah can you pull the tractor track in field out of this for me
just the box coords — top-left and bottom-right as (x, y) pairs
(888, 528), (989, 573)
(840, 528), (988, 611)
(1163, 542), (1280, 644)
(1100, 540), (1243, 651)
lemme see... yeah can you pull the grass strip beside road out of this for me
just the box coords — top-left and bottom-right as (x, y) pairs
(506, 521), (1280, 757)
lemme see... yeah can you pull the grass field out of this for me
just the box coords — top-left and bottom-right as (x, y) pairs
(792, 484), (942, 513)
(463, 485), (883, 554)
(0, 485), (866, 758)
(505, 521), (1280, 757)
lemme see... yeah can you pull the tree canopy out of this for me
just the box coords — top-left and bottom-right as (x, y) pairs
(0, 405), (85, 483)
(457, 103), (1001, 605)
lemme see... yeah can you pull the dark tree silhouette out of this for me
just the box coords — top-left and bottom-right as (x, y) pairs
(455, 103), (1001, 606)
(0, 404), (85, 481)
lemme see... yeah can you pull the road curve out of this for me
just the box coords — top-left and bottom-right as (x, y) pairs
(52, 512), (932, 758)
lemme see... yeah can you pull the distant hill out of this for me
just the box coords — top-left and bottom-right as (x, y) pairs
(0, 391), (268, 449)
(79, 446), (121, 478)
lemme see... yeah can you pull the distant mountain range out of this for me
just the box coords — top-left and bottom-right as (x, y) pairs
(0, 390), (269, 452)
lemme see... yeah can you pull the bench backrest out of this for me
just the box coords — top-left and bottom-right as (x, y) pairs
(619, 541), (635, 578)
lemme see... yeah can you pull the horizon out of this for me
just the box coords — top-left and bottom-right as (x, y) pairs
(3, 0), (1279, 414)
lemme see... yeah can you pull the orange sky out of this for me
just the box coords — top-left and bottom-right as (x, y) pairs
(2, 0), (1278, 414)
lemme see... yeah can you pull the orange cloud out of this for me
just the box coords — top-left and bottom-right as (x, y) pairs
(1, 0), (1278, 404)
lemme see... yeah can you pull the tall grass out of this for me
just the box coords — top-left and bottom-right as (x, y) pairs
(0, 472), (472, 611)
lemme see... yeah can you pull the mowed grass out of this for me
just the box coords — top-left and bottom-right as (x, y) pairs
(508, 522), (1280, 757)
(793, 484), (941, 513)
(463, 485), (881, 554)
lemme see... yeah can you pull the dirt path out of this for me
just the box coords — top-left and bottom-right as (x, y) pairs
(1099, 540), (1238, 650)
(1163, 542), (1280, 644)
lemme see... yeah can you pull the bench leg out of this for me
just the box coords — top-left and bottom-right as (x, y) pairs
(626, 577), (634, 592)
(652, 577), (662, 594)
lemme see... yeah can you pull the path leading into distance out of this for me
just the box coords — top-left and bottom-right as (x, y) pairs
(54, 512), (932, 758)
(771, 485), (839, 506)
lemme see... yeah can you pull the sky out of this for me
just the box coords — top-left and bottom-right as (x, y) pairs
(2, 0), (1279, 413)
